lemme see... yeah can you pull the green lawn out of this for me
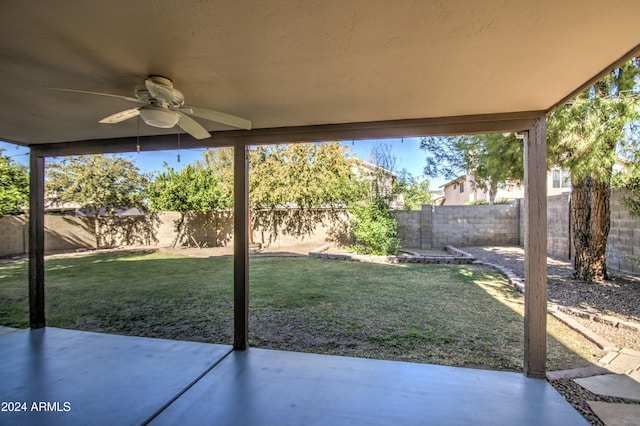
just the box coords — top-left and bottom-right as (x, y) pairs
(0, 250), (603, 371)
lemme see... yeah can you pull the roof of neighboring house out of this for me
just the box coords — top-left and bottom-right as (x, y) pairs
(350, 158), (398, 178)
(440, 176), (466, 189)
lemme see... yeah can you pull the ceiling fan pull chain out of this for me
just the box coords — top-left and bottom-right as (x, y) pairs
(177, 132), (181, 163)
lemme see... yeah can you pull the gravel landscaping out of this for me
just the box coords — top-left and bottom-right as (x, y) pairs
(462, 246), (640, 352)
(461, 246), (640, 426)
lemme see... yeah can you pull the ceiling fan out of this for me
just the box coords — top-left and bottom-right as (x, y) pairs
(49, 75), (251, 139)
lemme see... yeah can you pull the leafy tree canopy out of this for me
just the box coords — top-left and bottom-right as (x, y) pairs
(614, 161), (640, 217)
(46, 155), (148, 214)
(420, 133), (523, 204)
(349, 198), (400, 255)
(394, 169), (433, 210)
(249, 142), (363, 241)
(46, 154), (149, 248)
(547, 57), (639, 282)
(547, 58), (640, 180)
(0, 148), (29, 216)
(250, 142), (362, 210)
(145, 162), (231, 247)
(146, 163), (231, 213)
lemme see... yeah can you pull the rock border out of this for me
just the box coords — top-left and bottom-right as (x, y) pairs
(308, 245), (476, 265)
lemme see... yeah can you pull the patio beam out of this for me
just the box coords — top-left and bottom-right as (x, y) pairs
(28, 111), (544, 157)
(523, 116), (548, 378)
(233, 140), (249, 350)
(28, 149), (46, 328)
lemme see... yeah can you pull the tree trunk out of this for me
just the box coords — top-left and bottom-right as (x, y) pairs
(94, 216), (101, 250)
(488, 183), (498, 205)
(571, 175), (610, 282)
(172, 213), (186, 248)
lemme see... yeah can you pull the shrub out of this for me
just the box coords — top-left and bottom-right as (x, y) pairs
(349, 199), (400, 255)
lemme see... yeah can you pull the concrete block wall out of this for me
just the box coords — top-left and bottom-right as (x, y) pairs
(431, 204), (519, 248)
(0, 215), (96, 257)
(0, 209), (346, 258)
(608, 189), (640, 274)
(394, 210), (421, 249)
(546, 194), (572, 259)
(420, 205), (433, 249)
(395, 204), (519, 249)
(138, 210), (336, 249)
(0, 216), (27, 257)
(44, 216), (95, 252)
(2, 195), (639, 275)
(518, 199), (525, 246)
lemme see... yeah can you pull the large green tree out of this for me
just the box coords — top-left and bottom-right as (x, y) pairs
(249, 142), (362, 241)
(145, 163), (232, 247)
(421, 59), (639, 282)
(421, 133), (523, 204)
(46, 155), (149, 249)
(547, 58), (639, 282)
(0, 148), (29, 216)
(394, 169), (433, 210)
(614, 160), (640, 217)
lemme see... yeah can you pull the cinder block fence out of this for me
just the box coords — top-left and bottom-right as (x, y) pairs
(1, 190), (638, 275)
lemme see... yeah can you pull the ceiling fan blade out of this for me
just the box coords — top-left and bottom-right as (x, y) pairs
(99, 108), (140, 124)
(181, 106), (251, 130)
(176, 111), (211, 139)
(46, 87), (141, 103)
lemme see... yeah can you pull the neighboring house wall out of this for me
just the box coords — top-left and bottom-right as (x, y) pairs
(442, 176), (473, 205)
(445, 161), (626, 205)
(548, 169), (572, 197)
(351, 158), (397, 200)
(442, 174), (524, 205)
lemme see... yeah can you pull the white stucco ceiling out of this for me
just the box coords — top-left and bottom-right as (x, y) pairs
(0, 0), (638, 145)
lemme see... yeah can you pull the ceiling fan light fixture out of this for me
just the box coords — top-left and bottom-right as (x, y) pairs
(139, 107), (179, 128)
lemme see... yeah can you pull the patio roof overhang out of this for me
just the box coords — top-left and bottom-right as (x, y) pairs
(0, 0), (638, 146)
(2, 1), (639, 380)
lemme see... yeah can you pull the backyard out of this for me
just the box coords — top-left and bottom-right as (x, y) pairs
(0, 249), (604, 372)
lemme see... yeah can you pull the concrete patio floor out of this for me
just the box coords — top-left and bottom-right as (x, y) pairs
(0, 328), (588, 425)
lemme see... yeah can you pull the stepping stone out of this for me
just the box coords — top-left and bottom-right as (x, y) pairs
(575, 374), (640, 402)
(587, 401), (640, 426)
(546, 365), (612, 381)
(607, 352), (640, 374)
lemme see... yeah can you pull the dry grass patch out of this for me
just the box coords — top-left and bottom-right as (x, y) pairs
(0, 251), (603, 371)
